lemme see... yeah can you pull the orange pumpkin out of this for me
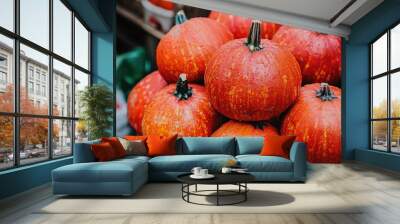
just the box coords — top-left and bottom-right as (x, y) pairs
(272, 26), (342, 86)
(127, 71), (167, 133)
(142, 74), (220, 136)
(209, 11), (281, 39)
(205, 21), (301, 121)
(156, 10), (233, 83)
(212, 120), (279, 137)
(281, 83), (341, 163)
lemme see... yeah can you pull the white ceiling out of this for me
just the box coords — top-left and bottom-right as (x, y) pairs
(171, 0), (384, 38)
(228, 0), (352, 22)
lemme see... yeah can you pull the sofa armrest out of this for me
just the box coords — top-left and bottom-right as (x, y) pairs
(74, 142), (98, 163)
(289, 141), (307, 181)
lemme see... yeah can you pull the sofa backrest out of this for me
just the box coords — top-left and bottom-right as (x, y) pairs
(73, 139), (100, 163)
(235, 137), (264, 155)
(178, 137), (236, 155)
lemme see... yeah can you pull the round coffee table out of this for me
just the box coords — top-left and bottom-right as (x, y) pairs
(177, 173), (255, 206)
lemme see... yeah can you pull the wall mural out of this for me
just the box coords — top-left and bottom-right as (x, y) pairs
(117, 3), (342, 163)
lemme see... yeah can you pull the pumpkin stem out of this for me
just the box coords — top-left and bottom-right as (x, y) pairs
(245, 20), (263, 52)
(316, 83), (337, 101)
(174, 74), (192, 100)
(250, 121), (265, 130)
(175, 10), (188, 25)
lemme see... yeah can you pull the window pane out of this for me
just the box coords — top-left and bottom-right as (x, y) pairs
(20, 0), (49, 49)
(20, 44), (49, 115)
(391, 120), (400, 153)
(75, 120), (88, 143)
(372, 76), (387, 119)
(53, 0), (72, 60)
(0, 0), (14, 31)
(53, 119), (72, 157)
(372, 121), (388, 151)
(0, 116), (14, 170)
(74, 17), (89, 70)
(391, 72), (400, 118)
(391, 24), (400, 70)
(0, 35), (14, 112)
(74, 69), (89, 118)
(53, 59), (72, 117)
(372, 33), (387, 76)
(20, 117), (49, 165)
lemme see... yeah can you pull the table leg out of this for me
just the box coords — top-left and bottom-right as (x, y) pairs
(195, 184), (197, 192)
(187, 184), (190, 202)
(245, 183), (247, 201)
(217, 184), (219, 206)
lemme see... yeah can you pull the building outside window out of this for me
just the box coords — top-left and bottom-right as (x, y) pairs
(35, 70), (40, 81)
(28, 66), (34, 80)
(0, 0), (91, 170)
(0, 54), (7, 91)
(41, 85), (46, 97)
(28, 81), (34, 94)
(370, 22), (400, 154)
(41, 73), (46, 83)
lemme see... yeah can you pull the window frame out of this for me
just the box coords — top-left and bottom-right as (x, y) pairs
(370, 21), (400, 154)
(0, 0), (92, 171)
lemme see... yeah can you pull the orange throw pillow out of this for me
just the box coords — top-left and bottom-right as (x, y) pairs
(101, 137), (127, 158)
(260, 134), (296, 159)
(124, 135), (147, 141)
(91, 142), (117, 161)
(147, 135), (178, 157)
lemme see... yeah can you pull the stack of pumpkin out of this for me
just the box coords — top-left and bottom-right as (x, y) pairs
(127, 11), (342, 163)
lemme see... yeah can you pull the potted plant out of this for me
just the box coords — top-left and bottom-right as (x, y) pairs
(79, 84), (113, 140)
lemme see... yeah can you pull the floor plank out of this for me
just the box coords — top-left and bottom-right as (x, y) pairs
(1, 161), (400, 224)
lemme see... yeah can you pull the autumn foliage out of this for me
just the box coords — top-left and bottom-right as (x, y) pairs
(0, 85), (58, 150)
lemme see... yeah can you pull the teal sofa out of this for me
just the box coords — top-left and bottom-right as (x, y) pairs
(52, 137), (307, 196)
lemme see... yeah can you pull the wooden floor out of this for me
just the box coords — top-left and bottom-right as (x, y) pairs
(1, 162), (400, 224)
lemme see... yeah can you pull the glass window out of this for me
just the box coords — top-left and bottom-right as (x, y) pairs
(74, 18), (89, 70)
(20, 0), (49, 49)
(391, 72), (400, 118)
(19, 117), (49, 165)
(53, 119), (72, 157)
(391, 120), (400, 153)
(53, 0), (72, 60)
(74, 69), (89, 118)
(0, 35), (14, 113)
(28, 67), (34, 80)
(53, 59), (72, 117)
(36, 84), (40, 95)
(0, 1), (92, 170)
(372, 76), (387, 119)
(371, 26), (400, 154)
(0, 116), (14, 169)
(20, 44), (49, 115)
(0, 55), (7, 67)
(391, 24), (400, 70)
(372, 33), (387, 76)
(0, 0), (14, 31)
(75, 120), (88, 143)
(372, 121), (388, 151)
(28, 81), (34, 94)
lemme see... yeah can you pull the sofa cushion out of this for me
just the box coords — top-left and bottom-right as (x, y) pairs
(179, 137), (235, 155)
(260, 135), (296, 159)
(236, 155), (293, 172)
(147, 135), (178, 157)
(236, 137), (264, 155)
(149, 154), (235, 172)
(53, 158), (147, 183)
(101, 137), (127, 158)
